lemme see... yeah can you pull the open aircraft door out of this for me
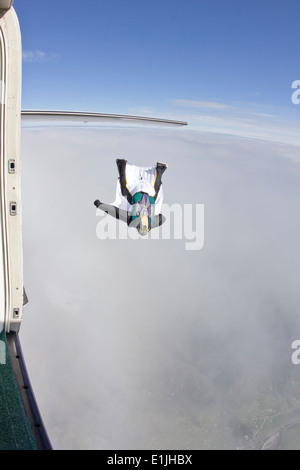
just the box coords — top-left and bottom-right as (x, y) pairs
(0, 3), (52, 450)
(0, 1), (23, 333)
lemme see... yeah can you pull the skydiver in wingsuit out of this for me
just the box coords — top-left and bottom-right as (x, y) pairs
(94, 159), (167, 236)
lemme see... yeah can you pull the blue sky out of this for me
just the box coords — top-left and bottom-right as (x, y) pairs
(14, 0), (300, 134)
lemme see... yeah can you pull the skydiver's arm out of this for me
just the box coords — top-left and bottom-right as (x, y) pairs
(151, 214), (166, 228)
(94, 200), (130, 224)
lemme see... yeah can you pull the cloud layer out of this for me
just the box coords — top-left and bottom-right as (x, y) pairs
(129, 101), (300, 147)
(171, 99), (232, 110)
(19, 125), (300, 449)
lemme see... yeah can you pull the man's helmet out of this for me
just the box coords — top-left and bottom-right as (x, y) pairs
(132, 192), (155, 236)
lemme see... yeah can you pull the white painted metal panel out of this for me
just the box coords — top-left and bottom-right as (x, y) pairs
(0, 25), (5, 331)
(0, 6), (23, 332)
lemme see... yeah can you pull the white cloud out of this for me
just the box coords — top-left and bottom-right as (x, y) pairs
(164, 99), (300, 147)
(171, 99), (232, 110)
(129, 100), (300, 147)
(176, 112), (300, 147)
(22, 49), (59, 63)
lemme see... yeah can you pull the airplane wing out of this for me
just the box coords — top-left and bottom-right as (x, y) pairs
(21, 110), (188, 127)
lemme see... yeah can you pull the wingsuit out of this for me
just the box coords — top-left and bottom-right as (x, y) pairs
(94, 159), (167, 235)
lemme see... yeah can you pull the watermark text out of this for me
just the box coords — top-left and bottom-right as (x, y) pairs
(96, 203), (204, 251)
(291, 80), (300, 105)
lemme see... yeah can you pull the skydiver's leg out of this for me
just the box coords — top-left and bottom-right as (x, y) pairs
(154, 162), (167, 199)
(116, 159), (127, 178)
(115, 159), (132, 204)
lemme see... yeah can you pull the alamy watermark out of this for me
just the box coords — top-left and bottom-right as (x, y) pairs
(291, 340), (300, 365)
(96, 203), (204, 251)
(291, 80), (300, 104)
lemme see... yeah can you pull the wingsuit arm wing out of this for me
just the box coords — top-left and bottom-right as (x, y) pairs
(151, 213), (166, 228)
(94, 200), (131, 225)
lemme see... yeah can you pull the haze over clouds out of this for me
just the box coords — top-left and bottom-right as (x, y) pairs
(18, 124), (300, 449)
(170, 100), (233, 110)
(126, 100), (300, 147)
(166, 101), (300, 146)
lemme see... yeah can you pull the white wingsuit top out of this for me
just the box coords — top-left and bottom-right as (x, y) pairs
(94, 159), (168, 236)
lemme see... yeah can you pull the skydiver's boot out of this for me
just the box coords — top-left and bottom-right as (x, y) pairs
(157, 162), (168, 170)
(156, 162), (168, 179)
(116, 158), (127, 175)
(153, 162), (168, 197)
